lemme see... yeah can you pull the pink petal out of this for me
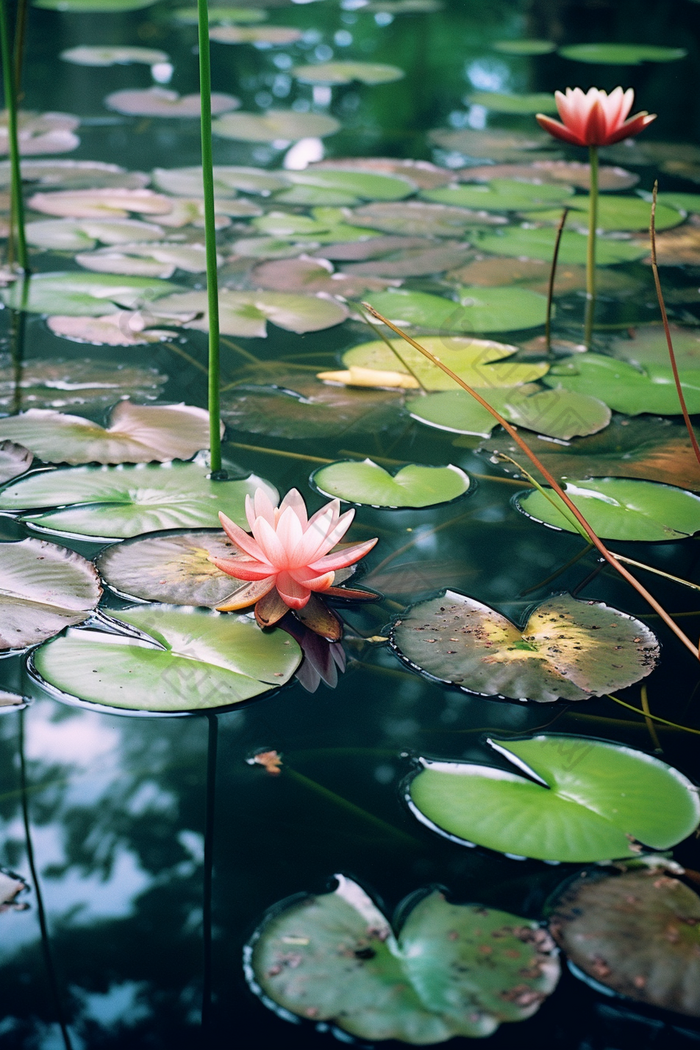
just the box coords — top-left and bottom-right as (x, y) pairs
(252, 515), (290, 569)
(219, 512), (268, 562)
(310, 536), (378, 573)
(583, 97), (608, 145)
(275, 571), (311, 609)
(289, 566), (335, 591)
(606, 111), (656, 144)
(216, 577), (275, 611)
(309, 508), (357, 560)
(292, 505), (341, 566)
(252, 488), (278, 528)
(211, 556), (277, 582)
(536, 113), (584, 146)
(278, 488), (308, 527)
(275, 504), (304, 558)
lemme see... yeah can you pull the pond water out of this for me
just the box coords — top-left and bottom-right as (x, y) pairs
(2, 0), (700, 1046)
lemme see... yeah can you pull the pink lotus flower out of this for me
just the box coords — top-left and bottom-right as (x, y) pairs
(212, 488), (377, 623)
(536, 87), (656, 147)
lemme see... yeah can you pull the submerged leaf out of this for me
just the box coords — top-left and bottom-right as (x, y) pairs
(391, 591), (659, 703)
(105, 88), (240, 117)
(408, 734), (699, 862)
(312, 459), (470, 507)
(251, 877), (560, 1041)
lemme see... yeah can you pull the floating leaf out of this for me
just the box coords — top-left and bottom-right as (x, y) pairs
(531, 160), (638, 191)
(292, 61), (404, 85)
(341, 240), (472, 278)
(97, 531), (250, 606)
(516, 477), (700, 541)
(543, 353), (700, 415)
(429, 128), (553, 161)
(0, 538), (101, 652)
(105, 88), (240, 118)
(0, 441), (32, 483)
(0, 272), (183, 316)
(450, 256), (639, 297)
(28, 187), (173, 219)
(173, 6), (268, 23)
(75, 242), (210, 278)
(391, 592), (658, 704)
(31, 605), (301, 714)
(0, 111), (79, 156)
(549, 866), (700, 1016)
(407, 734), (699, 862)
(60, 45), (169, 66)
(47, 312), (175, 347)
(315, 235), (434, 260)
(250, 256), (393, 296)
(212, 110), (340, 142)
(476, 225), (646, 265)
(363, 286), (549, 333)
(210, 24), (301, 44)
(465, 92), (558, 115)
(152, 165), (289, 197)
(0, 462), (277, 540)
(26, 217), (165, 250)
(351, 200), (506, 236)
(274, 168), (415, 206)
(0, 402), (216, 466)
(610, 326), (700, 368)
(528, 194), (682, 232)
(559, 43), (687, 64)
(250, 877), (560, 1041)
(35, 0), (158, 9)
(155, 288), (347, 337)
(423, 179), (574, 212)
(0, 356), (166, 409)
(636, 217), (700, 266)
(342, 336), (548, 391)
(493, 39), (556, 55)
(0, 158), (149, 191)
(309, 156), (451, 190)
(311, 459), (470, 508)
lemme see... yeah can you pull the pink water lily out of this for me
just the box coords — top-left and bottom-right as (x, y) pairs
(536, 86), (656, 147)
(212, 488), (377, 628)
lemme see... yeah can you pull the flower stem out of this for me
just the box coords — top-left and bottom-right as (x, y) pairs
(0, 0), (28, 272)
(545, 206), (568, 355)
(583, 144), (598, 350)
(196, 0), (222, 476)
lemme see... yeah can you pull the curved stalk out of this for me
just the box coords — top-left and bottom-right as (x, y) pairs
(583, 144), (598, 350)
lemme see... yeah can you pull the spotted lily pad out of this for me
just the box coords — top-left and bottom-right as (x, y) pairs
(0, 402), (216, 466)
(559, 43), (687, 64)
(341, 336), (548, 391)
(311, 459), (470, 508)
(0, 538), (101, 652)
(543, 354), (700, 415)
(423, 179), (574, 212)
(60, 46), (169, 66)
(548, 865), (700, 1016)
(292, 61), (404, 85)
(391, 592), (659, 704)
(476, 226), (646, 265)
(212, 110), (341, 143)
(0, 357), (166, 409)
(0, 272), (183, 316)
(0, 462), (277, 540)
(31, 605), (301, 714)
(465, 92), (558, 115)
(250, 876), (560, 1041)
(408, 734), (699, 862)
(351, 201), (506, 236)
(106, 89), (240, 118)
(155, 289), (347, 337)
(363, 286), (549, 333)
(516, 477), (700, 541)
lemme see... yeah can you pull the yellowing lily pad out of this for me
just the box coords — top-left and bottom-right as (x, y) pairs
(311, 459), (470, 508)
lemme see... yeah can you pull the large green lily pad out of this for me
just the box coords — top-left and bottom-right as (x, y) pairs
(0, 272), (182, 316)
(559, 43), (687, 64)
(155, 289), (348, 337)
(311, 459), (470, 508)
(391, 591), (658, 703)
(273, 168), (415, 206)
(466, 92), (558, 115)
(527, 194), (683, 232)
(516, 477), (700, 541)
(31, 605), (301, 714)
(212, 110), (341, 143)
(292, 62), (404, 85)
(549, 865), (700, 1016)
(423, 179), (574, 212)
(542, 354), (700, 415)
(250, 876), (560, 1042)
(476, 226), (647, 265)
(0, 462), (277, 540)
(342, 336), (548, 391)
(407, 734), (700, 862)
(493, 39), (556, 55)
(0, 537), (101, 651)
(363, 286), (549, 333)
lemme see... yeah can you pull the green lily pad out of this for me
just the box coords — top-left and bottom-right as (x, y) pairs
(0, 537), (101, 651)
(31, 605), (301, 714)
(0, 272), (182, 316)
(75, 242), (209, 279)
(311, 459), (470, 508)
(559, 43), (687, 65)
(409, 387), (610, 440)
(423, 179), (574, 212)
(549, 865), (700, 1016)
(342, 336), (548, 391)
(210, 25), (302, 44)
(152, 165), (288, 197)
(212, 110), (341, 143)
(363, 286), (549, 333)
(97, 530), (250, 607)
(516, 477), (700, 541)
(652, 191), (700, 214)
(252, 208), (376, 243)
(154, 289), (348, 338)
(250, 876), (560, 1041)
(351, 200), (506, 236)
(0, 357), (166, 410)
(610, 326), (700, 369)
(493, 39), (557, 55)
(465, 92), (558, 115)
(34, 0), (157, 10)
(273, 168), (415, 206)
(391, 591), (659, 704)
(527, 194), (683, 232)
(60, 46), (169, 66)
(26, 218), (165, 251)
(476, 226), (647, 265)
(543, 353), (700, 415)
(292, 62), (404, 85)
(408, 733), (699, 861)
(173, 6), (268, 23)
(0, 462), (277, 541)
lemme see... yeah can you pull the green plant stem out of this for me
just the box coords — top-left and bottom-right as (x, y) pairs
(196, 0), (222, 476)
(545, 206), (568, 355)
(12, 0), (28, 98)
(607, 693), (700, 736)
(0, 0), (28, 272)
(583, 144), (598, 350)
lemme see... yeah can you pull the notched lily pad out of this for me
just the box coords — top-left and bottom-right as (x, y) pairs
(391, 591), (658, 704)
(312, 459), (470, 508)
(543, 354), (700, 416)
(407, 734), (700, 862)
(0, 537), (101, 652)
(105, 88), (240, 118)
(250, 876), (560, 1042)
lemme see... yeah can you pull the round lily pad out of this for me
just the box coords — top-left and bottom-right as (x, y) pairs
(549, 865), (700, 1016)
(476, 226), (647, 265)
(542, 353), (700, 416)
(0, 357), (166, 408)
(275, 168), (415, 205)
(0, 537), (101, 652)
(530, 194), (683, 232)
(311, 459), (470, 508)
(559, 43), (687, 65)
(154, 289), (347, 338)
(0, 272), (182, 317)
(173, 6), (268, 23)
(28, 187), (172, 219)
(34, 0), (158, 9)
(423, 179), (574, 212)
(152, 165), (288, 197)
(0, 462), (277, 541)
(212, 110), (341, 143)
(31, 605), (301, 715)
(391, 591), (659, 703)
(60, 46), (169, 66)
(292, 62), (404, 85)
(105, 89), (240, 118)
(363, 286), (549, 333)
(351, 200), (506, 236)
(493, 39), (556, 55)
(407, 734), (700, 862)
(250, 876), (560, 1042)
(210, 25), (302, 44)
(516, 477), (700, 541)
(466, 92), (558, 115)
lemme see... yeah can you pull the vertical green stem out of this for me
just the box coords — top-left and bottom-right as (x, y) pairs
(583, 144), (598, 350)
(0, 0), (28, 272)
(196, 0), (222, 476)
(201, 713), (218, 1036)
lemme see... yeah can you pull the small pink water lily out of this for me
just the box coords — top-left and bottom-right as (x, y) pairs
(536, 86), (656, 147)
(212, 488), (377, 632)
